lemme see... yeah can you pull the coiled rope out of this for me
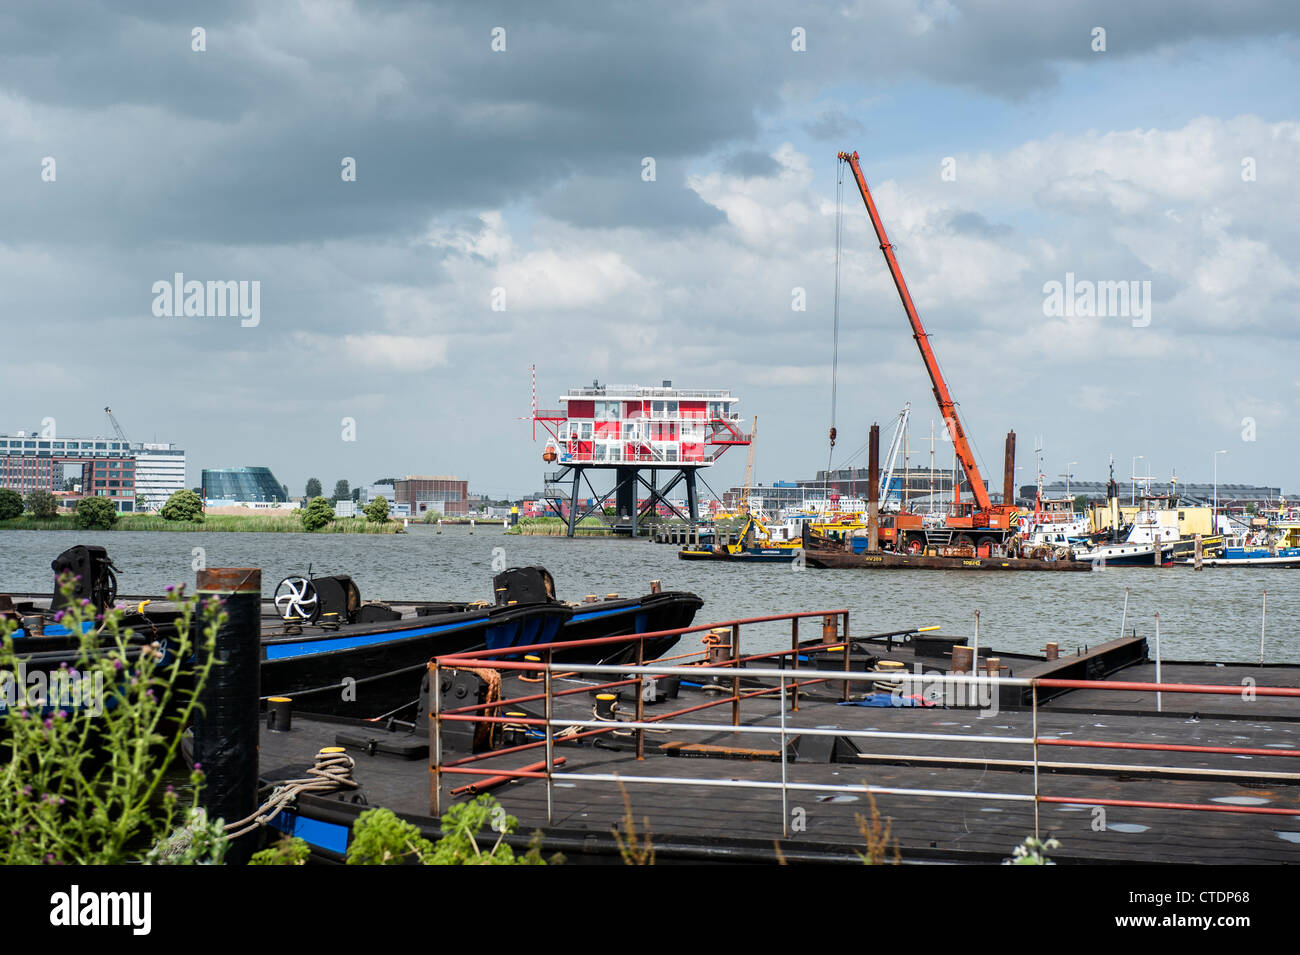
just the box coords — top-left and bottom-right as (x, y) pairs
(223, 748), (359, 838)
(151, 748), (359, 858)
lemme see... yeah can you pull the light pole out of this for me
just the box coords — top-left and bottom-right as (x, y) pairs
(1131, 455), (1143, 506)
(1214, 450), (1227, 528)
(1063, 462), (1078, 498)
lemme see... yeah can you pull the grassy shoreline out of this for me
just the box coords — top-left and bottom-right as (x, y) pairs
(0, 513), (403, 533)
(507, 516), (617, 536)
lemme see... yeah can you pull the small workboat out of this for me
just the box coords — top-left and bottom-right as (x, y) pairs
(679, 513), (859, 563)
(1176, 535), (1300, 568)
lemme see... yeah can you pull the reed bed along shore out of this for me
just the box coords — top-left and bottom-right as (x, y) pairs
(507, 516), (616, 536)
(0, 514), (403, 533)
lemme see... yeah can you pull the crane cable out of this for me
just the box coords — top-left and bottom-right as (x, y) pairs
(826, 157), (845, 498)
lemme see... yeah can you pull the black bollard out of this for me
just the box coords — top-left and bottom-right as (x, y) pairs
(193, 567), (261, 864)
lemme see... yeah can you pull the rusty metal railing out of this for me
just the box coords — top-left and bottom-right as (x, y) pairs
(429, 615), (1300, 851)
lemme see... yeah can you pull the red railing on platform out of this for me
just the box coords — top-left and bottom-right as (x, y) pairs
(427, 613), (1300, 853)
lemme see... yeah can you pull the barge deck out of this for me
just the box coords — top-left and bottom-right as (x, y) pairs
(256, 614), (1300, 865)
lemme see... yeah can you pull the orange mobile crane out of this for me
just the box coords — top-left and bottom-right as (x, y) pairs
(837, 150), (1019, 557)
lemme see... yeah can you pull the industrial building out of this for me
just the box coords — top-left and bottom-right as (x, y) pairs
(393, 476), (469, 515)
(1019, 481), (1283, 506)
(723, 466), (978, 513)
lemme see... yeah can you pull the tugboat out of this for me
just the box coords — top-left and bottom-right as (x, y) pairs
(1072, 467), (1223, 566)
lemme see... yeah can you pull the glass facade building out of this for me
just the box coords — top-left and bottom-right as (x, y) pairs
(202, 467), (288, 503)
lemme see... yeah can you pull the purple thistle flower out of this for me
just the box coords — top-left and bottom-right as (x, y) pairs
(52, 611), (64, 623)
(193, 762), (202, 771)
(43, 718), (52, 730)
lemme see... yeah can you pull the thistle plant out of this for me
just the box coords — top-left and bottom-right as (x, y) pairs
(345, 798), (552, 865)
(0, 575), (223, 864)
(1007, 835), (1061, 865)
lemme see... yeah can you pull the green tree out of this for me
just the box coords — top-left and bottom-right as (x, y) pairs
(0, 488), (22, 520)
(1073, 494), (1088, 513)
(305, 477), (322, 499)
(160, 489), (205, 522)
(135, 494), (148, 512)
(363, 495), (390, 524)
(26, 489), (59, 519)
(75, 496), (118, 529)
(374, 478), (396, 486)
(300, 496), (335, 531)
(333, 479), (350, 502)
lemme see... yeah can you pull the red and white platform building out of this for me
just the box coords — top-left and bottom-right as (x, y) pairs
(531, 378), (751, 536)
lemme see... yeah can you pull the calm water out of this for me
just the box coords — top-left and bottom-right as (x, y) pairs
(0, 525), (1293, 663)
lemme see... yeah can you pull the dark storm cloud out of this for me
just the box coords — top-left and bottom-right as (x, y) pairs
(802, 108), (867, 142)
(721, 150), (782, 179)
(2, 1), (1298, 495)
(3, 1), (1295, 247)
(535, 172), (725, 230)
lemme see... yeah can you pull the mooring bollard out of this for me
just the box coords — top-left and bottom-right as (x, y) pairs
(194, 567), (261, 864)
(267, 696), (292, 732)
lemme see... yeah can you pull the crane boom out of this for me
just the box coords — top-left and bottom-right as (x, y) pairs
(836, 151), (995, 514)
(104, 406), (129, 444)
(879, 402), (909, 511)
(739, 415), (758, 515)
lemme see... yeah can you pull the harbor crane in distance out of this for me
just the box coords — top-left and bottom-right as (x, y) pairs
(104, 406), (129, 444)
(878, 402), (910, 513)
(836, 150), (1019, 556)
(738, 415), (758, 516)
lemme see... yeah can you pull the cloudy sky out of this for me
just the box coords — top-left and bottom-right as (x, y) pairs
(2, 1), (1297, 499)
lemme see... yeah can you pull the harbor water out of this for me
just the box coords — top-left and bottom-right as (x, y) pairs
(0, 525), (1293, 663)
